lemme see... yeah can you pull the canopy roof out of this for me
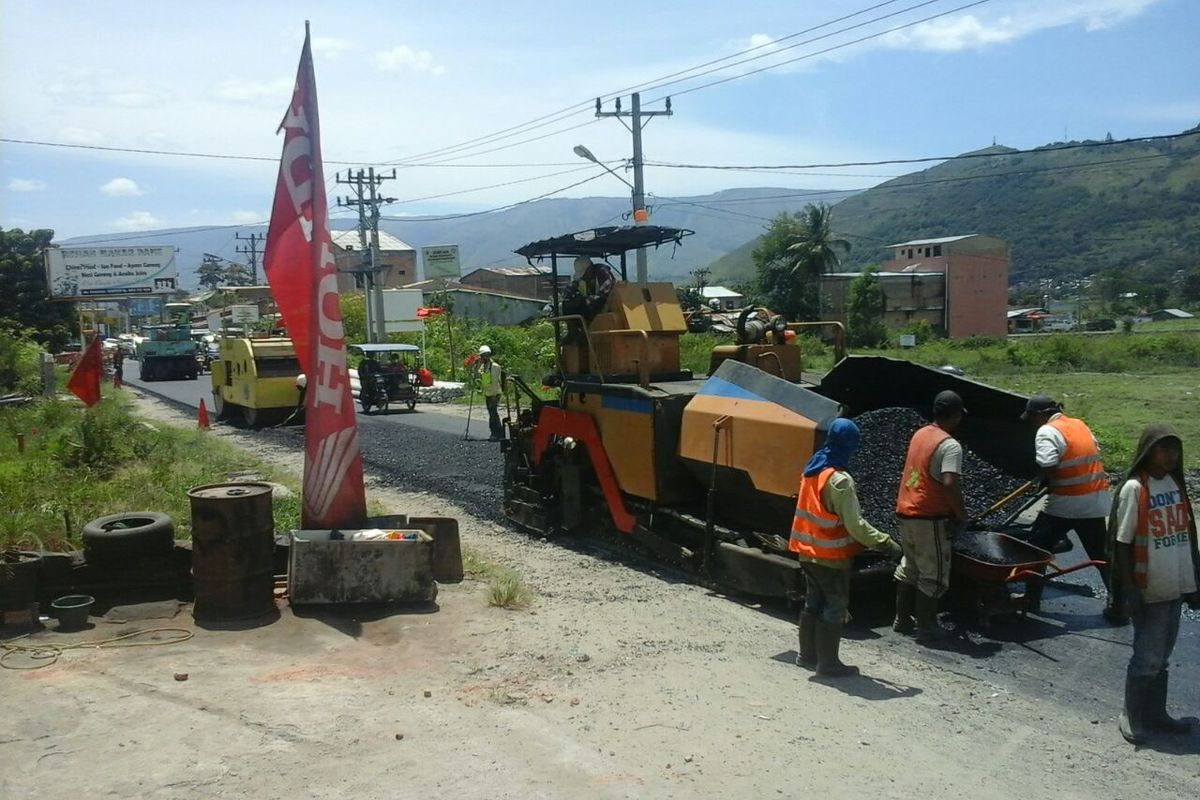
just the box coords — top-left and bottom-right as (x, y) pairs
(515, 225), (694, 260)
(348, 343), (421, 354)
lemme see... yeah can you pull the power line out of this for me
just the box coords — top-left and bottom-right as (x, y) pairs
(384, 164), (598, 205)
(642, 0), (992, 103)
(375, 0), (915, 166)
(645, 130), (1200, 171)
(377, 170), (610, 223)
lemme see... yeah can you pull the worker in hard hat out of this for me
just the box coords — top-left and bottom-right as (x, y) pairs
(894, 390), (967, 644)
(1020, 395), (1120, 622)
(791, 418), (903, 678)
(475, 345), (504, 441)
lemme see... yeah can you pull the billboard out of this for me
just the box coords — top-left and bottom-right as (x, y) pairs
(421, 244), (460, 280)
(45, 245), (177, 300)
(382, 288), (424, 333)
(229, 304), (260, 324)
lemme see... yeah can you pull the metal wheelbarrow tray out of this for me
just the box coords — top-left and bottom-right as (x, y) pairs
(951, 529), (1106, 624)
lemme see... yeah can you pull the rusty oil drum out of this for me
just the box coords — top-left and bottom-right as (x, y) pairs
(187, 482), (276, 621)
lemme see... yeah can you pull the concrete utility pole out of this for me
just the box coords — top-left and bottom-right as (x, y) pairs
(336, 168), (397, 342)
(595, 92), (672, 286)
(234, 232), (264, 285)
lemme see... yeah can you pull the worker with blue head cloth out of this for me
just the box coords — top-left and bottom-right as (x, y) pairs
(789, 417), (903, 678)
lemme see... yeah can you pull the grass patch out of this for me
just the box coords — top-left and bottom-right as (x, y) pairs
(0, 391), (301, 551)
(462, 545), (533, 609)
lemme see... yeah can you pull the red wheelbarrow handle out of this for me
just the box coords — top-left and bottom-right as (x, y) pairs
(1008, 559), (1106, 584)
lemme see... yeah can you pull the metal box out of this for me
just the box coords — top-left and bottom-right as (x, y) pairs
(287, 530), (437, 605)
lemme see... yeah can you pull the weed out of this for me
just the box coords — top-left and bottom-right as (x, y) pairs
(487, 570), (533, 610)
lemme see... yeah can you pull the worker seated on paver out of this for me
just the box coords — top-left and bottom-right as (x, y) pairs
(359, 354), (380, 377)
(562, 256), (616, 322)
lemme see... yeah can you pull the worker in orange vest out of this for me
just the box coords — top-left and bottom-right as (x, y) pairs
(1020, 395), (1120, 621)
(894, 390), (967, 644)
(1109, 424), (1200, 744)
(791, 418), (903, 677)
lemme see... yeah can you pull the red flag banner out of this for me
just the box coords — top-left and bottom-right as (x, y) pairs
(264, 26), (367, 529)
(66, 336), (104, 407)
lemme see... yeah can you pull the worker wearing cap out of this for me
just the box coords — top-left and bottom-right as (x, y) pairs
(1021, 395), (1119, 621)
(476, 345), (504, 441)
(791, 418), (903, 678)
(894, 390), (967, 644)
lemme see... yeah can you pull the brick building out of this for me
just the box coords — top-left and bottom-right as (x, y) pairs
(818, 234), (1008, 338)
(331, 230), (416, 294)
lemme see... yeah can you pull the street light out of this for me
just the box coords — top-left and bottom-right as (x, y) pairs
(575, 144), (651, 285)
(573, 145), (635, 191)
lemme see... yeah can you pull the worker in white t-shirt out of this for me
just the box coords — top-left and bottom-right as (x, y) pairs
(1109, 424), (1200, 744)
(1020, 395), (1120, 621)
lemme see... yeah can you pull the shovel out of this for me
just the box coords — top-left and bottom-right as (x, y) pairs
(970, 480), (1044, 527)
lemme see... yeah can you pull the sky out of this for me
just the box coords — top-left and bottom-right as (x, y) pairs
(1, 0), (1198, 241)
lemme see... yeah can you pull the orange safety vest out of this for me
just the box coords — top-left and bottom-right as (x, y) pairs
(895, 424), (954, 518)
(789, 468), (863, 561)
(1046, 415), (1107, 497)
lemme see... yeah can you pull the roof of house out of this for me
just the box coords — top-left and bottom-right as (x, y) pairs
(330, 229), (414, 252)
(464, 265), (552, 278)
(1154, 308), (1195, 318)
(402, 279), (546, 304)
(1007, 307), (1049, 318)
(888, 234), (980, 248)
(699, 286), (743, 299)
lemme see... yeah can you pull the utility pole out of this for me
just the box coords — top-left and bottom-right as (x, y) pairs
(595, 92), (672, 286)
(337, 168), (396, 342)
(234, 232), (264, 285)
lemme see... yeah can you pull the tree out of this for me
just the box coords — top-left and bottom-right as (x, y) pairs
(752, 204), (850, 321)
(676, 287), (703, 311)
(224, 263), (252, 286)
(1181, 266), (1200, 304)
(195, 257), (227, 290)
(845, 267), (888, 347)
(0, 228), (76, 351)
(786, 203), (851, 280)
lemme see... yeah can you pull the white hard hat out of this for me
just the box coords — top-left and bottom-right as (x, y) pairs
(478, 345), (491, 356)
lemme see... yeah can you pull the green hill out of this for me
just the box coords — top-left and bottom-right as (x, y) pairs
(709, 126), (1200, 286)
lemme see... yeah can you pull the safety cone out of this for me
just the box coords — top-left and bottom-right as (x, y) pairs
(197, 398), (210, 430)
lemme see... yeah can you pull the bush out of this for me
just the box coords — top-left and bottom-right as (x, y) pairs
(0, 328), (43, 395)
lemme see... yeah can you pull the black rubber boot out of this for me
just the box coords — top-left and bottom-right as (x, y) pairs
(815, 620), (859, 678)
(893, 582), (916, 634)
(796, 612), (818, 668)
(1119, 675), (1151, 744)
(915, 592), (950, 644)
(1145, 671), (1192, 734)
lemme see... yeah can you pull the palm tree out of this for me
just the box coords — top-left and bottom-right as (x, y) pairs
(785, 203), (850, 279)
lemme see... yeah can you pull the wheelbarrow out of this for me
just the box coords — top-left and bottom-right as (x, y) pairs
(950, 529), (1106, 627)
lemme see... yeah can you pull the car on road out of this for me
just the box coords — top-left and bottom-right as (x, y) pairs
(1084, 318), (1116, 331)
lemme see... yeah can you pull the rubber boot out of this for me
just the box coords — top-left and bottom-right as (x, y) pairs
(815, 620), (859, 678)
(1145, 671), (1192, 734)
(1119, 675), (1151, 744)
(796, 612), (818, 668)
(915, 591), (950, 644)
(893, 582), (916, 634)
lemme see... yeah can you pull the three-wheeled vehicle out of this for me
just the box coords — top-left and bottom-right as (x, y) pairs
(351, 343), (421, 414)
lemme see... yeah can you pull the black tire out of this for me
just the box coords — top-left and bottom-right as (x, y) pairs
(406, 396), (417, 412)
(82, 512), (174, 561)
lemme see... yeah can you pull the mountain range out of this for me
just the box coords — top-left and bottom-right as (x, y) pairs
(62, 187), (853, 289)
(710, 125), (1200, 286)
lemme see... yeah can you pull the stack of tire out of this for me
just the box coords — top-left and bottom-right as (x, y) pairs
(83, 512), (176, 565)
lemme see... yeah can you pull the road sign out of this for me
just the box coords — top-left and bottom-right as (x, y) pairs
(230, 304), (260, 324)
(421, 245), (460, 280)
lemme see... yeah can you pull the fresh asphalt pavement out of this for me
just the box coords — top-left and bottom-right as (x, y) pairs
(121, 357), (1200, 737)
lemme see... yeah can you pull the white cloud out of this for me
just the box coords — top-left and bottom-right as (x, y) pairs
(57, 126), (104, 145)
(884, 0), (1160, 53)
(215, 77), (294, 104)
(108, 88), (169, 108)
(100, 177), (143, 197)
(7, 178), (47, 192)
(113, 211), (161, 231)
(374, 45), (445, 75)
(312, 36), (352, 58)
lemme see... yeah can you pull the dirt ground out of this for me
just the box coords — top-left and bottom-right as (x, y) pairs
(2, 394), (1198, 799)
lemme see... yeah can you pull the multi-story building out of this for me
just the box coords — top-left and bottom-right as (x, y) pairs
(331, 230), (417, 294)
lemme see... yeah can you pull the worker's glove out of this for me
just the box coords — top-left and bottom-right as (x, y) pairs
(883, 539), (903, 559)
